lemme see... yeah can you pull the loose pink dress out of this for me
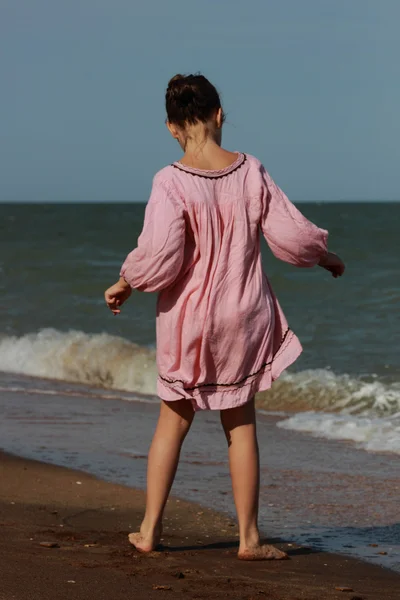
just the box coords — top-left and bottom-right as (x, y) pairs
(121, 153), (328, 411)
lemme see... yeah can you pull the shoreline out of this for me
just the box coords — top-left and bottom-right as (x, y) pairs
(1, 380), (399, 571)
(1, 449), (400, 600)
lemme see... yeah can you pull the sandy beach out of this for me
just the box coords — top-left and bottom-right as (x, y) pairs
(1, 450), (399, 600)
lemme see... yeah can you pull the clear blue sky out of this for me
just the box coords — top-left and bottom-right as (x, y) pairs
(1, 0), (399, 202)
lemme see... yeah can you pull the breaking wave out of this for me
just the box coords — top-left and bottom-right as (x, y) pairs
(0, 329), (157, 395)
(1, 328), (399, 455)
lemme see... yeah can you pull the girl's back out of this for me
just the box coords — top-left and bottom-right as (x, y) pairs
(120, 149), (327, 411)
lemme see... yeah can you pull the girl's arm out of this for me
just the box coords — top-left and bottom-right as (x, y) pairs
(260, 166), (329, 268)
(120, 177), (185, 292)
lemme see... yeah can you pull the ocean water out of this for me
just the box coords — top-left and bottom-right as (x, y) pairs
(0, 202), (399, 569)
(0, 202), (399, 454)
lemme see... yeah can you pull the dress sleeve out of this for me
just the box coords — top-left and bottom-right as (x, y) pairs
(120, 178), (185, 292)
(260, 166), (328, 267)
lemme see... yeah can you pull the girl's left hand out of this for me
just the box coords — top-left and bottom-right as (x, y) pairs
(318, 252), (345, 278)
(104, 278), (132, 315)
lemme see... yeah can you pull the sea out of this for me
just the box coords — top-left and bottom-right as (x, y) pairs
(0, 202), (399, 569)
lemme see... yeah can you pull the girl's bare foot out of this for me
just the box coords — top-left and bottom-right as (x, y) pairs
(238, 543), (289, 561)
(128, 522), (162, 553)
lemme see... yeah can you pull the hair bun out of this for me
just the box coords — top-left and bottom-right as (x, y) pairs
(167, 74), (185, 89)
(167, 75), (196, 105)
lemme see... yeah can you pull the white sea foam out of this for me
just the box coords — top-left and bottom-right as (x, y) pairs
(277, 412), (400, 455)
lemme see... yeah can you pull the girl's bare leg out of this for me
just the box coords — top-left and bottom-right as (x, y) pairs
(129, 399), (194, 552)
(220, 399), (288, 560)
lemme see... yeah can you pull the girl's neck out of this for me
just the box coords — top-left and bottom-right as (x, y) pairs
(180, 138), (238, 171)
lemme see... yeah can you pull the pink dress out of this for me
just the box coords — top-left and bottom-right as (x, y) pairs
(120, 153), (328, 411)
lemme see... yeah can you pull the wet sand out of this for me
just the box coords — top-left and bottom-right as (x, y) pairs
(1, 450), (400, 600)
(1, 381), (399, 569)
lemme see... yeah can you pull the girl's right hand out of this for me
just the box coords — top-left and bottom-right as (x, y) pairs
(318, 252), (345, 278)
(104, 278), (132, 315)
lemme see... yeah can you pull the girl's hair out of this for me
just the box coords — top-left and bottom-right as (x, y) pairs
(166, 73), (224, 127)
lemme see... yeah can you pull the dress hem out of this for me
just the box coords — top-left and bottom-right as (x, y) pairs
(157, 331), (303, 411)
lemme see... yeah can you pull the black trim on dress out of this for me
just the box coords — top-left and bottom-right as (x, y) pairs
(172, 154), (247, 180)
(159, 328), (291, 390)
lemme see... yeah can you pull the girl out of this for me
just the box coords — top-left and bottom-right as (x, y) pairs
(105, 74), (345, 561)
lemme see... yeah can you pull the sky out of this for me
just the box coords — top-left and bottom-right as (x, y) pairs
(0, 0), (399, 202)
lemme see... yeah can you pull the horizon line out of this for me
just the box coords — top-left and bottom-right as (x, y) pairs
(0, 199), (399, 204)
